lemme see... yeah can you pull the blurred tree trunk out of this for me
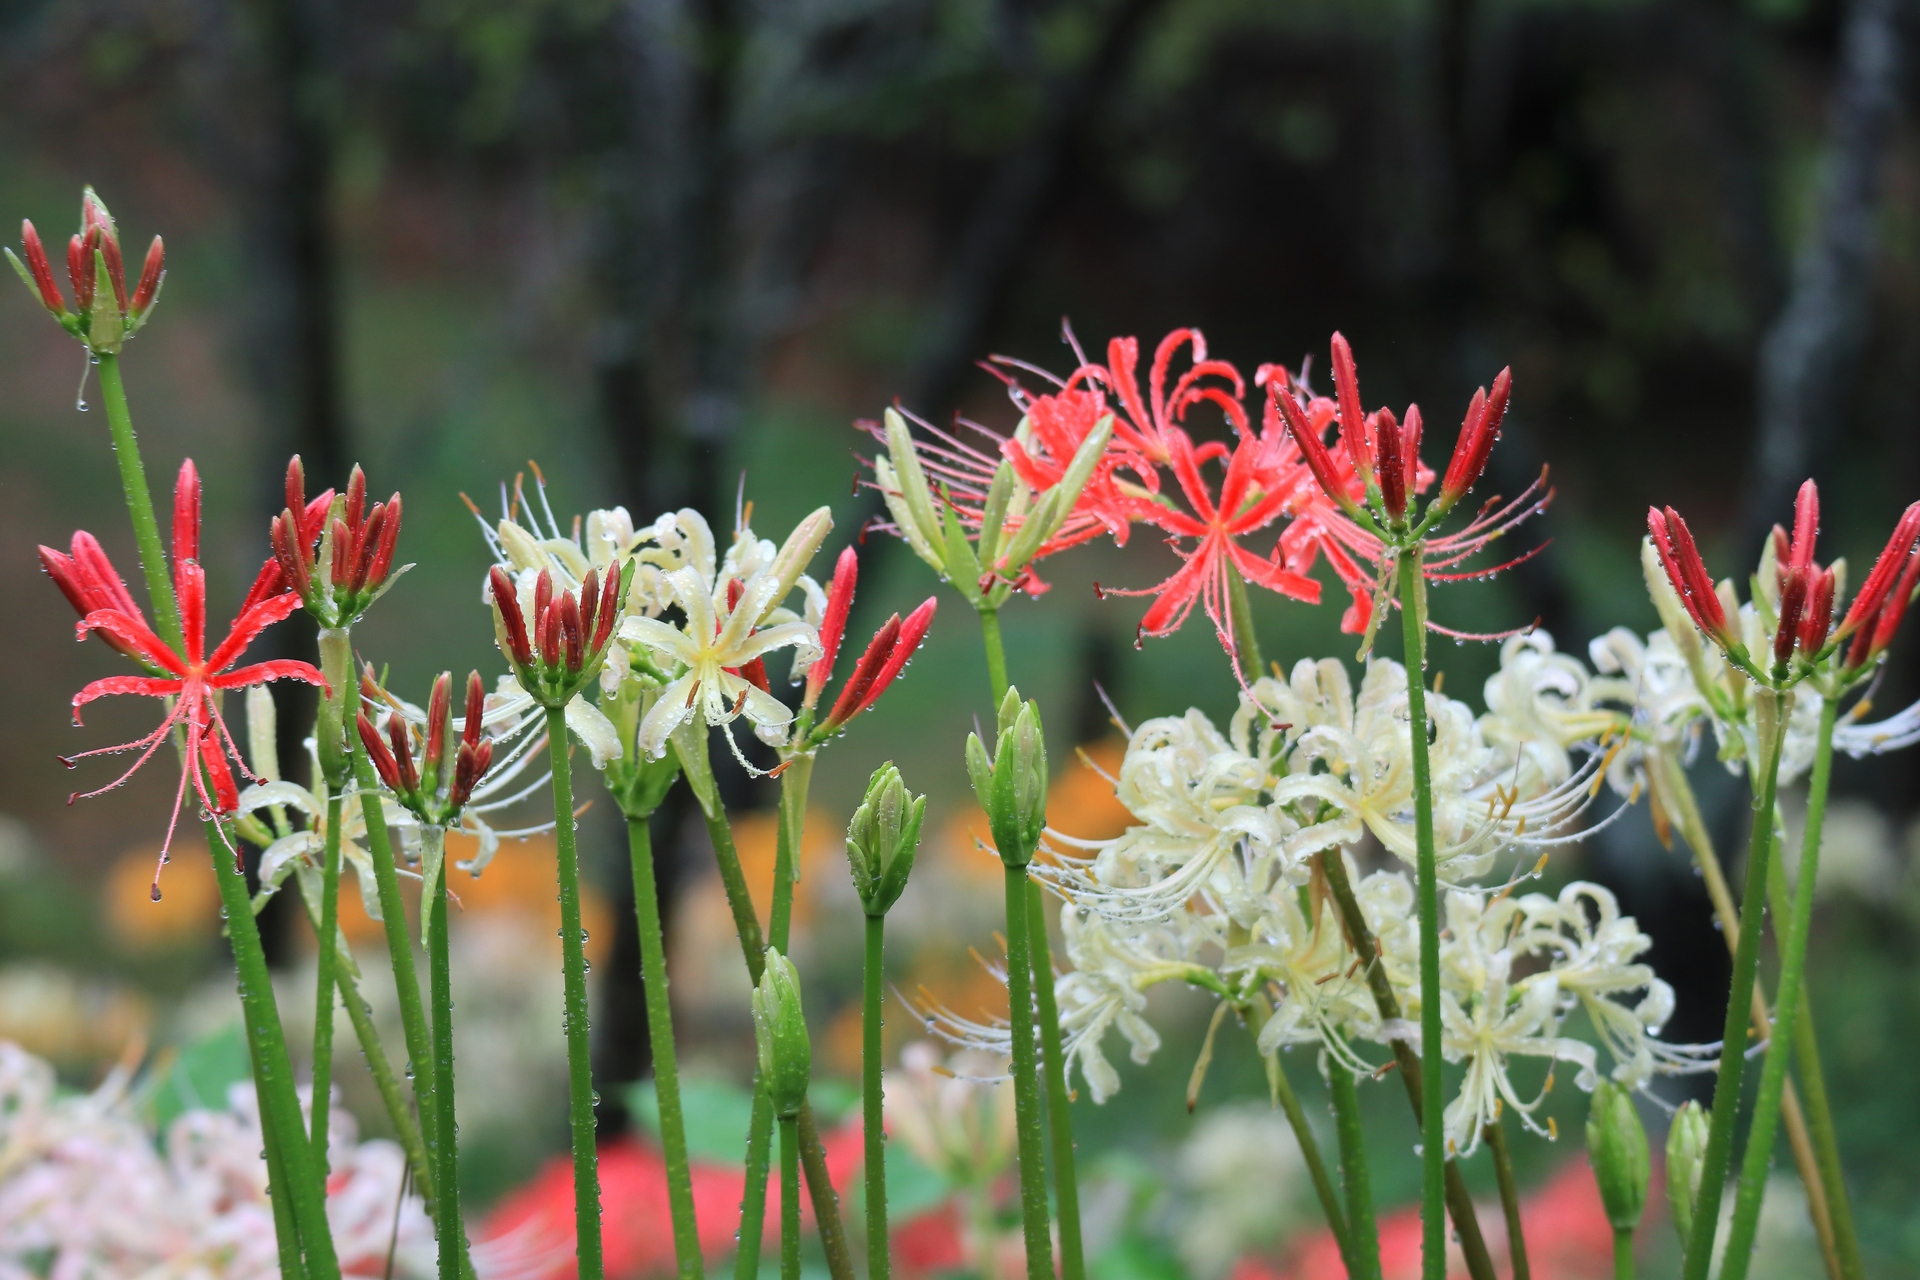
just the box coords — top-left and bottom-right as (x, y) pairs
(1746, 0), (1907, 542)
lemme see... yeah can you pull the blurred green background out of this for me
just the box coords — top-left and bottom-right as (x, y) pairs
(2, 0), (1920, 1273)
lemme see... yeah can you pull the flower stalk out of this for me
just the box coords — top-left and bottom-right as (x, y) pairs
(1328, 1061), (1379, 1280)
(1486, 1119), (1530, 1280)
(422, 827), (468, 1280)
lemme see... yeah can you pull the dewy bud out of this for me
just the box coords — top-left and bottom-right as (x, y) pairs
(881, 409), (948, 573)
(752, 948), (812, 1119)
(1666, 1100), (1711, 1248)
(846, 763), (925, 916)
(969, 686), (1048, 866)
(1585, 1080), (1649, 1235)
(762, 506), (833, 621)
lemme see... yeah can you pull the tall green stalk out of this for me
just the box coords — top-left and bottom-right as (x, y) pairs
(546, 706), (604, 1280)
(1395, 549), (1446, 1280)
(1001, 865), (1054, 1280)
(973, 606), (1086, 1280)
(1328, 1061), (1379, 1280)
(1486, 1119), (1530, 1280)
(1722, 697), (1841, 1279)
(779, 1115), (803, 1280)
(1683, 691), (1789, 1280)
(1612, 1230), (1634, 1280)
(628, 815), (704, 1280)
(310, 791), (345, 1165)
(862, 914), (890, 1280)
(1251, 1008), (1349, 1266)
(208, 816), (342, 1280)
(334, 956), (433, 1204)
(247, 997), (312, 1280)
(1315, 851), (1497, 1280)
(93, 352), (181, 647)
(1025, 877), (1085, 1280)
(423, 830), (468, 1280)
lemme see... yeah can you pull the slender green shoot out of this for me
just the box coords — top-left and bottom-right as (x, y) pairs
(1328, 1060), (1379, 1280)
(310, 790), (345, 1166)
(863, 913), (890, 1280)
(779, 1115), (803, 1280)
(1025, 878), (1085, 1280)
(423, 830), (468, 1280)
(1486, 1118), (1530, 1280)
(545, 707), (604, 1280)
(1002, 866), (1054, 1280)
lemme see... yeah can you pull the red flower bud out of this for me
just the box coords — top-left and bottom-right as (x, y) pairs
(1375, 408), (1407, 519)
(98, 227), (126, 313)
(593, 567), (621, 652)
(490, 567), (533, 667)
(559, 591), (584, 673)
(130, 236), (163, 315)
(1856, 542), (1920, 669)
(855, 597), (936, 718)
(1400, 404), (1423, 502)
(826, 614), (902, 728)
(451, 738), (493, 808)
(345, 465), (367, 534)
(67, 229), (96, 312)
(1775, 566), (1807, 665)
(285, 456), (307, 519)
(1271, 383), (1347, 506)
(237, 555), (287, 618)
(387, 713), (420, 792)
(19, 221), (63, 313)
(1440, 369), (1511, 508)
(1788, 479), (1819, 572)
(578, 569), (600, 650)
(350, 504), (387, 594)
(1329, 332), (1373, 479)
(534, 569), (553, 633)
(358, 710), (404, 791)
(1800, 567), (1835, 656)
(806, 547), (859, 706)
(424, 672), (452, 777)
(1839, 502), (1920, 639)
(463, 671), (486, 749)
(1648, 506), (1731, 646)
(173, 460), (201, 568)
(364, 494), (401, 591)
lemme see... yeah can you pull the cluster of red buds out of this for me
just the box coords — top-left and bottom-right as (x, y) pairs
(271, 458), (402, 628)
(800, 546), (938, 744)
(1649, 480), (1920, 680)
(1278, 332), (1512, 528)
(6, 188), (165, 354)
(490, 563), (627, 706)
(358, 671), (496, 824)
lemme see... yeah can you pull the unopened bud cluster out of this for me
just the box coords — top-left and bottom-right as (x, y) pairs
(491, 563), (628, 707)
(752, 948), (812, 1119)
(965, 687), (1048, 867)
(5, 189), (164, 355)
(1585, 1080), (1649, 1235)
(845, 763), (924, 916)
(272, 459), (403, 628)
(358, 670), (496, 825)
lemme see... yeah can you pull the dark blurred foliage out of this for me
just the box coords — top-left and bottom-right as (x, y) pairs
(3, 0), (1920, 1254)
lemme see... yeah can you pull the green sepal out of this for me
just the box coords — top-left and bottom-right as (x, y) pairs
(977, 460), (1016, 568)
(938, 485), (984, 605)
(87, 250), (124, 354)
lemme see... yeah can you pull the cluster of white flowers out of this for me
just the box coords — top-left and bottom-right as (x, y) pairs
(930, 628), (1720, 1158)
(0, 1040), (433, 1280)
(475, 476), (829, 772)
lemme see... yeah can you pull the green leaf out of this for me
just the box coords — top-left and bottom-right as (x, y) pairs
(883, 1143), (951, 1218)
(148, 1022), (252, 1141)
(626, 1073), (759, 1164)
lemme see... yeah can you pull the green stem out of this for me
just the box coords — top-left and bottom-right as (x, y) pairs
(978, 608), (1009, 704)
(311, 790), (345, 1167)
(247, 995), (312, 1280)
(1658, 751), (1843, 1278)
(1682, 690), (1789, 1280)
(780, 1116), (803, 1280)
(863, 914), (890, 1280)
(1315, 851), (1497, 1280)
(628, 816), (704, 1280)
(1025, 878), (1086, 1280)
(353, 746), (439, 1200)
(1613, 1229), (1634, 1280)
(546, 707), (604, 1280)
(1396, 549), (1445, 1280)
(1486, 1119), (1530, 1280)
(1260, 1028), (1349, 1263)
(1328, 1060), (1379, 1280)
(1002, 866), (1053, 1280)
(335, 958), (434, 1207)
(424, 831), (467, 1280)
(208, 817), (341, 1280)
(93, 352), (181, 648)
(1224, 564), (1264, 678)
(1722, 697), (1841, 1280)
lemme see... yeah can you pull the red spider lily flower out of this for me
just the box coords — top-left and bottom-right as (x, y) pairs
(1097, 421), (1321, 669)
(490, 564), (626, 705)
(43, 460), (325, 896)
(1075, 328), (1248, 465)
(271, 457), (401, 626)
(357, 671), (496, 822)
(1269, 341), (1544, 642)
(815, 597), (938, 739)
(5, 189), (166, 352)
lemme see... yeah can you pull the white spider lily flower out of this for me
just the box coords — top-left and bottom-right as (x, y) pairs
(619, 566), (819, 762)
(1516, 882), (1719, 1090)
(1479, 632), (1628, 790)
(1257, 659), (1609, 882)
(1042, 709), (1287, 923)
(1435, 890), (1598, 1157)
(882, 1042), (1017, 1189)
(1834, 695), (1920, 756)
(236, 776), (402, 921)
(1247, 888), (1384, 1073)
